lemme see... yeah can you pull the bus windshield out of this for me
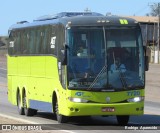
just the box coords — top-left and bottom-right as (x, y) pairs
(67, 26), (145, 91)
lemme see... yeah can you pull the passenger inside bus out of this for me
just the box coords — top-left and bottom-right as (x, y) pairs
(76, 44), (87, 57)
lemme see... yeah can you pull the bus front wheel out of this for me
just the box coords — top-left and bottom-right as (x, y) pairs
(116, 115), (129, 125)
(55, 101), (68, 123)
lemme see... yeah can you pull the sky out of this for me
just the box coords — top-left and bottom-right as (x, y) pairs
(0, 0), (159, 35)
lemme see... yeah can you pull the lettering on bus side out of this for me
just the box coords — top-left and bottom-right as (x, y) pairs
(127, 91), (140, 96)
(50, 36), (56, 48)
(9, 41), (14, 47)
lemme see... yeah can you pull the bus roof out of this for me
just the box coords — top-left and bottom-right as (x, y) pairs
(9, 12), (139, 32)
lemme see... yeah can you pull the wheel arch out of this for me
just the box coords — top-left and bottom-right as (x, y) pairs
(16, 87), (20, 106)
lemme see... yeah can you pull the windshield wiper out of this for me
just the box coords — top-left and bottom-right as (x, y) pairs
(87, 65), (107, 90)
(118, 68), (128, 90)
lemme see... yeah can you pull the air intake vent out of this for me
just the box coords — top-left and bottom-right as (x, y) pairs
(17, 21), (29, 24)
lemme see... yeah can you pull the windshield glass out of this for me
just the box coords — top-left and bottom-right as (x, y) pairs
(67, 26), (144, 91)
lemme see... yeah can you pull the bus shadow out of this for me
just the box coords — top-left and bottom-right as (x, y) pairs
(69, 114), (160, 126)
(35, 112), (57, 121)
(32, 113), (160, 130)
(129, 114), (160, 126)
(35, 112), (160, 126)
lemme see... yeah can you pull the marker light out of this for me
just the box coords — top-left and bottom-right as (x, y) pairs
(127, 96), (144, 103)
(66, 21), (72, 29)
(68, 97), (88, 103)
(97, 20), (110, 23)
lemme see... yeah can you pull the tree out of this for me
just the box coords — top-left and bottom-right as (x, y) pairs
(149, 3), (160, 16)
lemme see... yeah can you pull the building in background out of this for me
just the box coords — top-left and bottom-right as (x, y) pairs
(124, 16), (159, 63)
(0, 36), (8, 56)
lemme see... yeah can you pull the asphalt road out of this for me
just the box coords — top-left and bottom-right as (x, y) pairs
(0, 65), (160, 132)
(0, 68), (6, 78)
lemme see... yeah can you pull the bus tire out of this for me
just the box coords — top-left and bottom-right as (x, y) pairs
(116, 115), (129, 125)
(55, 100), (68, 123)
(17, 91), (24, 115)
(23, 90), (35, 116)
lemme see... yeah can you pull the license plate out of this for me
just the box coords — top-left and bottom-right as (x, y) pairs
(102, 107), (115, 112)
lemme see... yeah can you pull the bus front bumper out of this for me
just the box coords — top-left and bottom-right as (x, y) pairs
(62, 102), (144, 116)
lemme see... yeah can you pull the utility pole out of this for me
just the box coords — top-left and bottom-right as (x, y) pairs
(157, 3), (160, 63)
(150, 2), (160, 63)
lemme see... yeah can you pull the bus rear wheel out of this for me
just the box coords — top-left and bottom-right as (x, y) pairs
(23, 91), (37, 116)
(55, 100), (68, 123)
(17, 91), (24, 115)
(116, 115), (129, 125)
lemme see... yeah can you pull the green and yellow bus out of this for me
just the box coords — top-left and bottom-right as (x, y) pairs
(8, 12), (148, 125)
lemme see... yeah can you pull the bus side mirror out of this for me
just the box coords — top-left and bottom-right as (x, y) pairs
(61, 45), (68, 65)
(145, 56), (149, 71)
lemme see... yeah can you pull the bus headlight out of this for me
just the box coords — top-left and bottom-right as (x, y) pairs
(68, 97), (88, 103)
(127, 96), (144, 103)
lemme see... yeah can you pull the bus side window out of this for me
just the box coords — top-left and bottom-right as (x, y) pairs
(21, 30), (27, 54)
(28, 29), (36, 54)
(43, 27), (49, 54)
(8, 31), (15, 55)
(40, 26), (49, 54)
(13, 31), (21, 55)
(35, 27), (44, 54)
(35, 29), (42, 54)
(46, 26), (52, 54)
(40, 29), (45, 54)
(50, 26), (57, 56)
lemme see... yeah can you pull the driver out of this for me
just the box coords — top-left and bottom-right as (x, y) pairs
(110, 57), (126, 72)
(84, 68), (94, 78)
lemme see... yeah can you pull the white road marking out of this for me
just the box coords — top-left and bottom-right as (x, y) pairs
(0, 113), (38, 124)
(0, 68), (7, 71)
